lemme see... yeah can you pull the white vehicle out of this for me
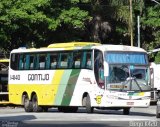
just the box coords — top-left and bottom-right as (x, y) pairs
(149, 50), (160, 118)
(8, 42), (151, 114)
(148, 48), (160, 101)
(150, 62), (160, 100)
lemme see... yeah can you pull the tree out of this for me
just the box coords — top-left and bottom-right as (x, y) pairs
(141, 4), (160, 63)
(86, 0), (139, 45)
(0, 0), (90, 52)
(141, 5), (160, 49)
(0, 0), (159, 55)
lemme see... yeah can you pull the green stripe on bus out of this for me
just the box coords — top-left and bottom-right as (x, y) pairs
(54, 70), (72, 105)
(61, 69), (81, 106)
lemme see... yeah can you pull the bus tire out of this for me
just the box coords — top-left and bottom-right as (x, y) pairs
(23, 95), (33, 112)
(82, 96), (87, 107)
(123, 108), (130, 115)
(156, 101), (160, 118)
(86, 95), (93, 113)
(157, 91), (160, 99)
(156, 108), (160, 118)
(32, 94), (43, 112)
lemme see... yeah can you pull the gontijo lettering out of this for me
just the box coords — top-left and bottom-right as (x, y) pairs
(28, 74), (49, 81)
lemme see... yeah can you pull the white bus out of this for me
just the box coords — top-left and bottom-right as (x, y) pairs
(9, 42), (151, 114)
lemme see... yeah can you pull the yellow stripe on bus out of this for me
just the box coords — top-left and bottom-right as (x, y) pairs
(51, 70), (64, 104)
(48, 42), (100, 48)
(139, 92), (144, 96)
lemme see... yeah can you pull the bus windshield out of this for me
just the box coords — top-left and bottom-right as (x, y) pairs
(105, 52), (151, 92)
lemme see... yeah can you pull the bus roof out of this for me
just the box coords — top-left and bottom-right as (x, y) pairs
(11, 42), (146, 53)
(48, 42), (101, 48)
(94, 44), (147, 53)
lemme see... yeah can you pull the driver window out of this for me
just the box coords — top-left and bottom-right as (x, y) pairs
(94, 50), (104, 89)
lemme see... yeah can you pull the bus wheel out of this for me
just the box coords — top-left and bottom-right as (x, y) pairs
(156, 101), (160, 118)
(123, 108), (130, 115)
(157, 92), (160, 99)
(85, 95), (93, 113)
(23, 95), (33, 112)
(82, 96), (87, 106)
(32, 94), (43, 112)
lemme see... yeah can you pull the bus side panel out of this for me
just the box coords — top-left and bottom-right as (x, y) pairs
(8, 59), (100, 106)
(9, 69), (86, 106)
(69, 69), (99, 106)
(9, 69), (56, 105)
(41, 70), (65, 105)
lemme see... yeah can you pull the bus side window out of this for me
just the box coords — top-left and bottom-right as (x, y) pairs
(24, 55), (30, 70)
(81, 51), (92, 69)
(73, 51), (81, 69)
(86, 51), (92, 69)
(74, 60), (80, 68)
(61, 60), (67, 68)
(11, 54), (19, 70)
(67, 52), (73, 68)
(39, 54), (46, 69)
(51, 59), (57, 68)
(19, 54), (24, 70)
(45, 54), (50, 69)
(50, 53), (58, 69)
(35, 55), (39, 69)
(87, 58), (91, 68)
(29, 55), (35, 70)
(58, 53), (67, 68)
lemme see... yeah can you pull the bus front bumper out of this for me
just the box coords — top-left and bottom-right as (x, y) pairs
(105, 99), (150, 107)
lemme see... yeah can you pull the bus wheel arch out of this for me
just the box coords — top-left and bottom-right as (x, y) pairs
(22, 92), (33, 112)
(31, 92), (43, 112)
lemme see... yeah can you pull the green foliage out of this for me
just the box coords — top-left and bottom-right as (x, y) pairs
(142, 7), (160, 27)
(0, 0), (160, 55)
(60, 7), (89, 29)
(141, 5), (160, 51)
(155, 52), (160, 64)
(0, 0), (90, 51)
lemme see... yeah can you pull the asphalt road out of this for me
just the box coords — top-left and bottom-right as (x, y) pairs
(0, 105), (159, 127)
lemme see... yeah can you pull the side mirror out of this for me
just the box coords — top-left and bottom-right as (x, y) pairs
(103, 61), (109, 77)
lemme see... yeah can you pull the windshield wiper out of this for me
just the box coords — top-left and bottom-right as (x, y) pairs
(120, 77), (142, 92)
(133, 77), (142, 92)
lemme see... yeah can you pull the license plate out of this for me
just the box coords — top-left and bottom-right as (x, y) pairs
(127, 102), (134, 105)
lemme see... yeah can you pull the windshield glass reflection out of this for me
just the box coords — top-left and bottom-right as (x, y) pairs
(107, 65), (151, 91)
